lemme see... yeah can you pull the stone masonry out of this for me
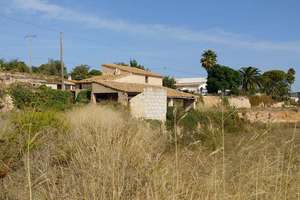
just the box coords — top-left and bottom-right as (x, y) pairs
(130, 88), (167, 121)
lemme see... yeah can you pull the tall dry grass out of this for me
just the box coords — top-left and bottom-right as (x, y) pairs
(1, 105), (300, 199)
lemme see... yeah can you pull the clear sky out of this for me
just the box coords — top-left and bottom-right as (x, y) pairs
(1, 0), (300, 90)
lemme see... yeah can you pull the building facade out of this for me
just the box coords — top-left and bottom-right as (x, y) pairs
(76, 64), (197, 121)
(175, 77), (207, 95)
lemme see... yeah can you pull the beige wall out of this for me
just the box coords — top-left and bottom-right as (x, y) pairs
(197, 96), (251, 109)
(102, 66), (117, 75)
(45, 83), (58, 90)
(114, 74), (162, 86)
(148, 77), (162, 86)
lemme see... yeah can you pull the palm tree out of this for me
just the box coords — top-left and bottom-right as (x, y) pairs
(239, 67), (261, 94)
(200, 50), (217, 71)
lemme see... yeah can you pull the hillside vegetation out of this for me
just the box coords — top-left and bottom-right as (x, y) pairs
(0, 105), (299, 200)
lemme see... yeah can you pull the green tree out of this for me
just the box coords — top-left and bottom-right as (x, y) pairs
(129, 59), (145, 70)
(36, 59), (67, 76)
(163, 76), (176, 89)
(239, 67), (261, 94)
(71, 65), (90, 80)
(70, 65), (102, 80)
(88, 69), (102, 76)
(261, 70), (290, 99)
(287, 68), (296, 86)
(200, 50), (217, 71)
(1, 59), (30, 73)
(206, 64), (241, 94)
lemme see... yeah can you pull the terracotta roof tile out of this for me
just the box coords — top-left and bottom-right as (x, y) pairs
(91, 80), (196, 99)
(102, 64), (163, 78)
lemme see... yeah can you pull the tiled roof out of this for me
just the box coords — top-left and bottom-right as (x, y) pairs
(102, 64), (163, 78)
(91, 80), (196, 99)
(78, 74), (128, 83)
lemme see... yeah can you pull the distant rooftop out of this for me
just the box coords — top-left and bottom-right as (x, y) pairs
(102, 64), (163, 78)
(175, 77), (207, 84)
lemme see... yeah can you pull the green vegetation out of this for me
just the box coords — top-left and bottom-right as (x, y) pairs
(70, 65), (102, 80)
(163, 76), (176, 89)
(32, 59), (67, 77)
(0, 59), (30, 73)
(248, 95), (275, 107)
(200, 50), (296, 99)
(75, 89), (91, 104)
(115, 59), (147, 70)
(9, 84), (73, 111)
(239, 66), (262, 94)
(0, 110), (68, 181)
(261, 69), (295, 100)
(207, 64), (242, 94)
(200, 49), (217, 70)
(166, 107), (245, 149)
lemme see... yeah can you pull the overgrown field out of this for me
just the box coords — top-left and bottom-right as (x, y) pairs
(0, 105), (299, 200)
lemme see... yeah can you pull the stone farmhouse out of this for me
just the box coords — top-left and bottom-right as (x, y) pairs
(76, 64), (197, 121)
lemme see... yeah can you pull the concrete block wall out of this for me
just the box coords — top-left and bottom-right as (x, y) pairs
(130, 88), (167, 121)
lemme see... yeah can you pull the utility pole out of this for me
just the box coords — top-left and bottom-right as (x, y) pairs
(25, 35), (36, 72)
(60, 32), (65, 90)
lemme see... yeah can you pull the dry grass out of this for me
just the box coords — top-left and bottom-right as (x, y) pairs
(1, 105), (300, 199)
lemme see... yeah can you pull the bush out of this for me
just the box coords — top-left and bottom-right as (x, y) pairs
(166, 108), (246, 150)
(9, 84), (73, 111)
(249, 95), (275, 107)
(0, 110), (69, 179)
(75, 89), (91, 104)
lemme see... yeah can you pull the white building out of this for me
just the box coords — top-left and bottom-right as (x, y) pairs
(175, 77), (207, 95)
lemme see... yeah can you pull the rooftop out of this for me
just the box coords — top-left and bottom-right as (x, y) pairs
(77, 74), (128, 83)
(102, 64), (163, 78)
(175, 77), (207, 84)
(89, 79), (196, 99)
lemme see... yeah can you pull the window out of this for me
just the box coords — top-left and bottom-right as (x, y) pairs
(145, 76), (149, 83)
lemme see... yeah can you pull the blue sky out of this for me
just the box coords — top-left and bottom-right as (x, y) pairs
(1, 0), (300, 90)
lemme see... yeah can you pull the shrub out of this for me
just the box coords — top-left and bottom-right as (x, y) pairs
(249, 95), (275, 107)
(167, 108), (246, 150)
(0, 110), (69, 179)
(9, 84), (73, 111)
(75, 89), (91, 104)
(34, 85), (73, 111)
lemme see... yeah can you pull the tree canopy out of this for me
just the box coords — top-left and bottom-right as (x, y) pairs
(0, 59), (30, 73)
(239, 67), (261, 94)
(34, 59), (67, 77)
(70, 65), (102, 80)
(206, 64), (242, 94)
(200, 50), (217, 71)
(261, 70), (294, 99)
(115, 59), (147, 70)
(163, 76), (176, 89)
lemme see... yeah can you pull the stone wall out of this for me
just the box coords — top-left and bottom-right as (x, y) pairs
(228, 96), (251, 109)
(0, 95), (14, 112)
(198, 96), (251, 109)
(239, 110), (300, 123)
(130, 88), (167, 121)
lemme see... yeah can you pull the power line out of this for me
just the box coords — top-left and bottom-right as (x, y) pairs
(25, 34), (37, 72)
